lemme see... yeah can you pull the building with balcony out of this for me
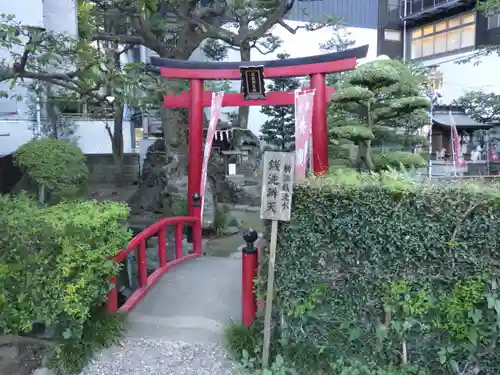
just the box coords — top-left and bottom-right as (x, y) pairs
(378, 0), (500, 175)
(377, 0), (500, 100)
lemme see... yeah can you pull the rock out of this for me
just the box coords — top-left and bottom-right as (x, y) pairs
(221, 226), (240, 236)
(32, 368), (54, 375)
(127, 127), (262, 233)
(0, 346), (18, 360)
(128, 140), (187, 215)
(162, 175), (216, 229)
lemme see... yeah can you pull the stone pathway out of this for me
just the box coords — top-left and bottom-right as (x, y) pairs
(79, 256), (243, 375)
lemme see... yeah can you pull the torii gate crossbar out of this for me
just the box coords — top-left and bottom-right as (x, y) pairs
(150, 45), (368, 221)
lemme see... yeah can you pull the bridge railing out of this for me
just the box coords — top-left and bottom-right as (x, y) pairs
(106, 216), (202, 313)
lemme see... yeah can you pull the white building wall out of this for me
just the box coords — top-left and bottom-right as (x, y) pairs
(73, 120), (134, 154)
(0, 119), (133, 156)
(42, 0), (78, 36)
(0, 121), (33, 156)
(0, 1), (136, 156)
(420, 52), (500, 104)
(0, 0), (44, 121)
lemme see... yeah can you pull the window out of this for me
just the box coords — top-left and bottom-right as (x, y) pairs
(384, 29), (401, 41)
(410, 12), (476, 59)
(388, 0), (399, 11)
(488, 14), (500, 29)
(422, 36), (434, 57)
(435, 22), (446, 33)
(434, 33), (447, 54)
(423, 25), (434, 36)
(412, 39), (422, 58)
(461, 25), (475, 47)
(446, 29), (461, 51)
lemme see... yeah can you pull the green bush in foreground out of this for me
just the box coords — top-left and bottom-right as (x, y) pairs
(0, 195), (130, 339)
(257, 170), (500, 374)
(48, 307), (126, 375)
(225, 322), (421, 375)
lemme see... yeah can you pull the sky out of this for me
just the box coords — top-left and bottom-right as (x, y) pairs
(203, 21), (378, 135)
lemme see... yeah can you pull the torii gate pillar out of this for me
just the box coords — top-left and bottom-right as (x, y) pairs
(188, 79), (204, 217)
(310, 73), (328, 173)
(151, 45), (368, 218)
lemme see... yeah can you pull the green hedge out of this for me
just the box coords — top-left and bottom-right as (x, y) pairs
(372, 151), (426, 171)
(0, 195), (130, 339)
(261, 170), (500, 374)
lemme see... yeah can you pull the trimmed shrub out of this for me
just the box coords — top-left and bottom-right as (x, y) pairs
(0, 195), (130, 339)
(260, 170), (500, 374)
(13, 139), (88, 200)
(372, 151), (426, 171)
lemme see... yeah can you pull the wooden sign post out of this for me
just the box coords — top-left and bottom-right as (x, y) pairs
(259, 151), (295, 368)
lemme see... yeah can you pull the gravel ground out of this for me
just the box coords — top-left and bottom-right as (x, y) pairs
(79, 338), (243, 375)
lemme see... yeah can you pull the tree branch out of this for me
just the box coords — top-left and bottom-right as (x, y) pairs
(92, 33), (144, 45)
(130, 16), (171, 57)
(181, 1), (296, 46)
(118, 45), (134, 56)
(241, 1), (296, 43)
(250, 41), (274, 56)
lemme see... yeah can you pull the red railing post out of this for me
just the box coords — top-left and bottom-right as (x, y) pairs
(137, 240), (148, 287)
(158, 227), (167, 267)
(242, 229), (259, 326)
(192, 219), (202, 256)
(175, 223), (183, 259)
(106, 276), (118, 313)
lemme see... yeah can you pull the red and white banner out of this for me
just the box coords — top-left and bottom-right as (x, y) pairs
(449, 110), (466, 168)
(294, 89), (315, 182)
(201, 92), (224, 218)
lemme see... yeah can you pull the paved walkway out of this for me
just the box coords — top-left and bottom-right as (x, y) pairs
(80, 256), (243, 375)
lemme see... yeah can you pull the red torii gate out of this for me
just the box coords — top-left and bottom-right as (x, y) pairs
(150, 45), (368, 220)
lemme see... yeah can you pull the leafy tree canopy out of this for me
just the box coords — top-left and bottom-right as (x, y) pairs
(260, 53), (300, 152)
(456, 90), (500, 124)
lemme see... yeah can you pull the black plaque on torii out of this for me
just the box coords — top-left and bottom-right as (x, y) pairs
(240, 66), (266, 100)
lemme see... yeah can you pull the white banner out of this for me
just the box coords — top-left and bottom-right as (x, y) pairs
(200, 92), (224, 220)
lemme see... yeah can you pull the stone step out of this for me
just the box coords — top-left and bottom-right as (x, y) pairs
(223, 204), (261, 212)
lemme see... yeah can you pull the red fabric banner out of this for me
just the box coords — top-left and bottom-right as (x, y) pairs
(294, 89), (315, 182)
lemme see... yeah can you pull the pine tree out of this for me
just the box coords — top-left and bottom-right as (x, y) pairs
(260, 53), (300, 152)
(329, 60), (430, 171)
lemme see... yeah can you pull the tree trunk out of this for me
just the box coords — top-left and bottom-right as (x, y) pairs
(238, 42), (251, 129)
(356, 103), (375, 171)
(356, 140), (374, 171)
(112, 103), (125, 187)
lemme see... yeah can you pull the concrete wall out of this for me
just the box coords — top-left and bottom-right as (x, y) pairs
(85, 153), (140, 184)
(73, 119), (135, 154)
(0, 119), (134, 156)
(0, 121), (33, 156)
